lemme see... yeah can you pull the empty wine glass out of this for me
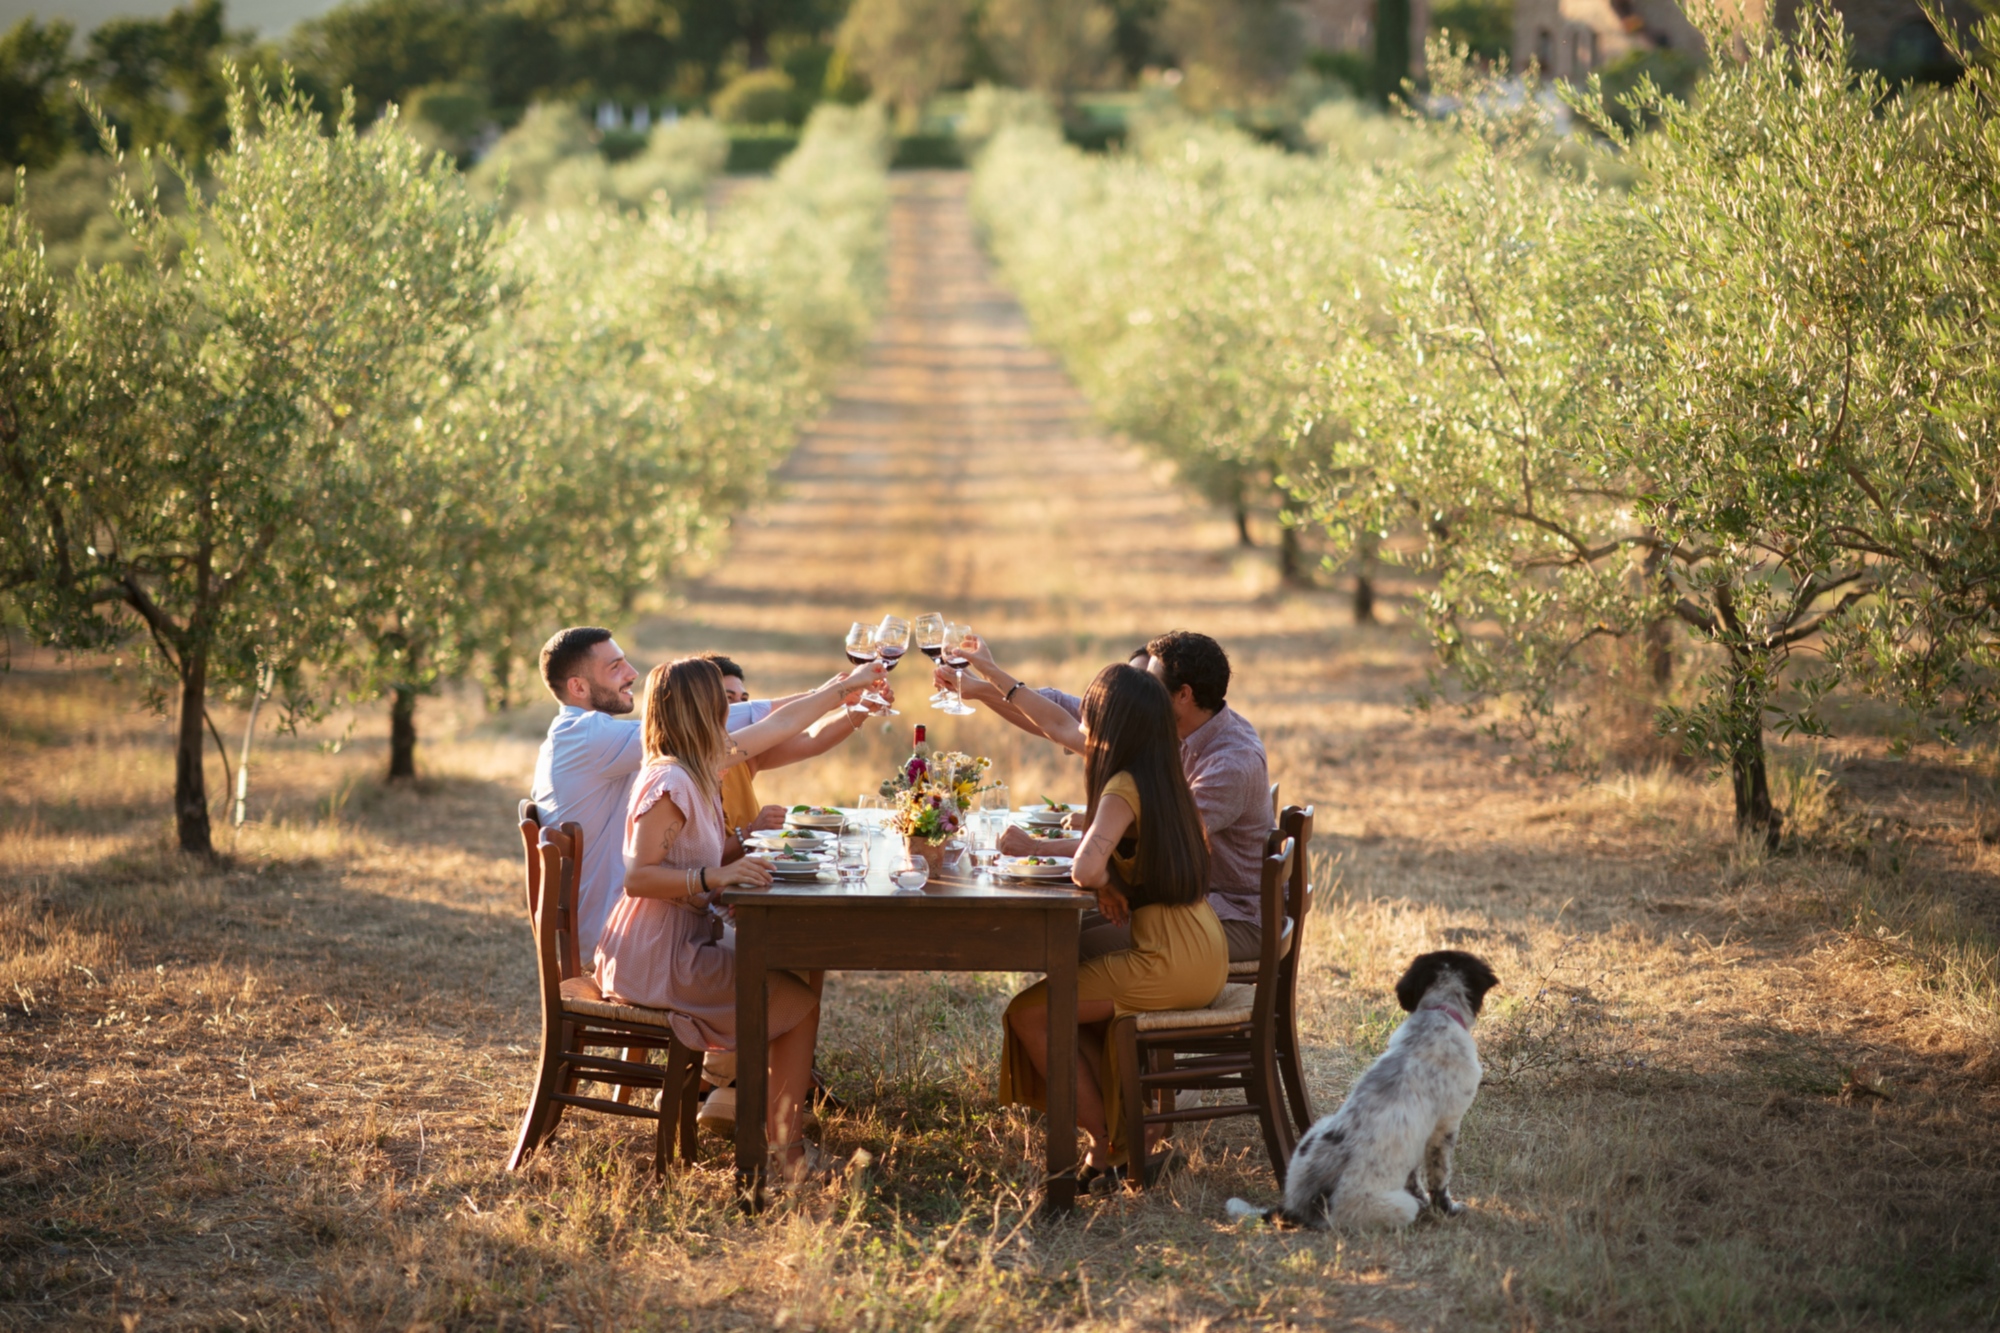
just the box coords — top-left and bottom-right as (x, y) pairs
(871, 615), (908, 715)
(856, 792), (887, 829)
(935, 621), (977, 716)
(980, 782), (1010, 815)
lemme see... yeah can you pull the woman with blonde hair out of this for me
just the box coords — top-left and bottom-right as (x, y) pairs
(595, 655), (884, 1182)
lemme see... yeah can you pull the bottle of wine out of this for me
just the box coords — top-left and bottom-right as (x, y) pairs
(913, 724), (927, 747)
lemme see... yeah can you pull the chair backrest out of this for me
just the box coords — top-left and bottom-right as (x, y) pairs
(1278, 804), (1314, 929)
(520, 800), (543, 917)
(1269, 782), (1281, 824)
(1248, 835), (1296, 1022)
(534, 820), (588, 984)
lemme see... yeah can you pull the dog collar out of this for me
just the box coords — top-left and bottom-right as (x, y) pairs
(1436, 1004), (1470, 1031)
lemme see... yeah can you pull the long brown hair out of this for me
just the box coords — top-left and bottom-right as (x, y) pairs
(1081, 664), (1209, 907)
(640, 657), (729, 806)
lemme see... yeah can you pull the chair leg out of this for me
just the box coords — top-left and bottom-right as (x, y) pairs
(1112, 1019), (1148, 1190)
(1147, 1047), (1177, 1118)
(677, 1043), (702, 1164)
(1250, 1044), (1292, 1189)
(509, 1044), (569, 1171)
(1276, 998), (1315, 1136)
(656, 1037), (697, 1171)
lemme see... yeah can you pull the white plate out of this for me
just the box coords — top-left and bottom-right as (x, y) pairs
(748, 852), (831, 877)
(1017, 804), (1077, 826)
(785, 808), (846, 829)
(749, 828), (834, 848)
(999, 856), (1073, 879)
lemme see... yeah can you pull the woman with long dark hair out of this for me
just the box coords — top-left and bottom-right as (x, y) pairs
(981, 660), (1227, 1184)
(594, 655), (883, 1184)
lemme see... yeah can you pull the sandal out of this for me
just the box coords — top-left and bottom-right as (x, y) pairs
(769, 1140), (845, 1191)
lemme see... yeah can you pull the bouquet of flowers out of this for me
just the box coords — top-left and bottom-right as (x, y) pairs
(880, 739), (992, 844)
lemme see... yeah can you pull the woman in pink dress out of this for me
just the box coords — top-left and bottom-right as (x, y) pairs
(595, 655), (883, 1182)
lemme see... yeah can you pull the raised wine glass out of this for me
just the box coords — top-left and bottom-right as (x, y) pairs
(913, 612), (949, 705)
(871, 615), (908, 715)
(844, 621), (882, 717)
(935, 621), (977, 715)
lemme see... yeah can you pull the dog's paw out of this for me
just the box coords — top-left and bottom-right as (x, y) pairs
(1225, 1197), (1269, 1225)
(1430, 1195), (1468, 1219)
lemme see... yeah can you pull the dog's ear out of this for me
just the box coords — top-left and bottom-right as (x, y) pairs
(1459, 953), (1501, 1014)
(1394, 954), (1443, 1012)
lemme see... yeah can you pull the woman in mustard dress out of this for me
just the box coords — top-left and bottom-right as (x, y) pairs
(983, 661), (1227, 1183)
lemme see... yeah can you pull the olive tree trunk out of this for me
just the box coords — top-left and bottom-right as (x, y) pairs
(1724, 657), (1780, 845)
(174, 646), (214, 854)
(388, 685), (419, 781)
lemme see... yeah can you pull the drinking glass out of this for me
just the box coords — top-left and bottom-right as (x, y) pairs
(891, 855), (930, 893)
(835, 834), (871, 889)
(935, 621), (977, 715)
(873, 615), (910, 715)
(970, 815), (999, 880)
(913, 612), (949, 704)
(844, 622), (882, 717)
(979, 782), (1010, 815)
(856, 792), (887, 829)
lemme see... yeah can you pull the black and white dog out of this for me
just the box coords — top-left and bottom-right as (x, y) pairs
(1229, 949), (1499, 1230)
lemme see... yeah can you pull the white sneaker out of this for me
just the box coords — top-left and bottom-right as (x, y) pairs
(696, 1085), (736, 1136)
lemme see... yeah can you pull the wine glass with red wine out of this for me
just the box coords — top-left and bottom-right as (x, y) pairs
(913, 612), (949, 705)
(844, 622), (879, 717)
(935, 621), (977, 715)
(871, 615), (909, 716)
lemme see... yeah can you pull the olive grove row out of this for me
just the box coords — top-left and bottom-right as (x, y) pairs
(973, 5), (2000, 837)
(0, 77), (890, 852)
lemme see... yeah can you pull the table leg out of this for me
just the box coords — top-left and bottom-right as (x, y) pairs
(734, 906), (769, 1212)
(1043, 909), (1079, 1214)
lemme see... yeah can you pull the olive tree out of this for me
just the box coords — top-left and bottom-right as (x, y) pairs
(0, 72), (500, 851)
(1293, 9), (2000, 837)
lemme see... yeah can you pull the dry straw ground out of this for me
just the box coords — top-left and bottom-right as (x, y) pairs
(7, 174), (2000, 1331)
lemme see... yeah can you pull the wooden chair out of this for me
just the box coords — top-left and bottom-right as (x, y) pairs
(1264, 806), (1316, 1137)
(1109, 832), (1299, 1189)
(509, 819), (704, 1176)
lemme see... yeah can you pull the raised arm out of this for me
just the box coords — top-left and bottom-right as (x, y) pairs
(944, 666), (1063, 743)
(960, 636), (1087, 754)
(724, 663), (887, 766)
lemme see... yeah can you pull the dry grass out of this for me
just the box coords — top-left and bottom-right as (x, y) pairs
(7, 173), (2000, 1331)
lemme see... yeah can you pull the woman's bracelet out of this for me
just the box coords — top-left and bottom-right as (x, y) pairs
(1003, 680), (1023, 703)
(699, 866), (709, 893)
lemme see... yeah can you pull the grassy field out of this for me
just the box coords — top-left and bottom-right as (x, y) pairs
(6, 174), (2000, 1331)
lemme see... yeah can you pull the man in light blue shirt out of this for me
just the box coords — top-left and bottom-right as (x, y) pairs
(530, 627), (880, 961)
(529, 628), (646, 958)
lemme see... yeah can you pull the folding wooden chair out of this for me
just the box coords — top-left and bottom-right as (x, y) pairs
(1109, 833), (1299, 1188)
(509, 819), (703, 1176)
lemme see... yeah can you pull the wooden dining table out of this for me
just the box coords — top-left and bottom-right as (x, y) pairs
(720, 825), (1091, 1214)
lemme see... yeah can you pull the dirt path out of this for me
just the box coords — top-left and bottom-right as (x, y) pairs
(663, 172), (1247, 648)
(643, 171), (1416, 824)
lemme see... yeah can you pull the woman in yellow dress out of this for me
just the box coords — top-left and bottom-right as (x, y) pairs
(965, 652), (1226, 1185)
